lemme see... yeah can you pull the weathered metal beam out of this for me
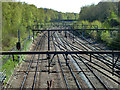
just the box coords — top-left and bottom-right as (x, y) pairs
(0, 51), (120, 55)
(33, 29), (120, 31)
(16, 70), (89, 73)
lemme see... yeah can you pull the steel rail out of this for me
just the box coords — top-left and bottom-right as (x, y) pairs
(91, 55), (120, 70)
(44, 32), (120, 76)
(74, 31), (119, 63)
(55, 32), (108, 89)
(59, 33), (120, 74)
(74, 55), (120, 78)
(20, 41), (39, 89)
(53, 36), (97, 89)
(53, 35), (82, 89)
(37, 36), (47, 88)
(54, 32), (83, 89)
(53, 38), (103, 88)
(32, 34), (46, 89)
(57, 32), (120, 86)
(73, 30), (119, 51)
(87, 63), (120, 85)
(73, 30), (119, 57)
(51, 35), (69, 89)
(57, 34), (120, 87)
(62, 31), (120, 74)
(76, 55), (109, 89)
(75, 37), (120, 70)
(68, 32), (120, 70)
(69, 30), (119, 61)
(70, 54), (96, 89)
(20, 33), (46, 89)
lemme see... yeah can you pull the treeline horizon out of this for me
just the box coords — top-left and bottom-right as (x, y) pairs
(2, 2), (79, 50)
(76, 1), (120, 49)
(2, 1), (120, 50)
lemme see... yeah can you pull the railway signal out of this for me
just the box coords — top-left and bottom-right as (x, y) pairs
(16, 42), (21, 50)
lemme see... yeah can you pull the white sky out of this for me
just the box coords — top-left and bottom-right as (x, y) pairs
(16, 0), (102, 13)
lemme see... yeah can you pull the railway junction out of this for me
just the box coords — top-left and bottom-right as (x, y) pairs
(0, 22), (120, 89)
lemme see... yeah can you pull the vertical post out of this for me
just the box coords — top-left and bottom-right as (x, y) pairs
(65, 54), (68, 66)
(33, 31), (34, 42)
(82, 24), (83, 38)
(18, 29), (20, 43)
(48, 31), (50, 51)
(48, 31), (50, 73)
(18, 29), (20, 63)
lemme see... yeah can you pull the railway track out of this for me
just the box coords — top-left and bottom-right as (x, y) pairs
(4, 33), (46, 89)
(68, 32), (120, 71)
(52, 35), (84, 89)
(20, 33), (46, 89)
(52, 31), (120, 88)
(3, 27), (120, 89)
(53, 32), (105, 88)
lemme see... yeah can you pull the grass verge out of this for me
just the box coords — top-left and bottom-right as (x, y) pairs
(0, 37), (34, 85)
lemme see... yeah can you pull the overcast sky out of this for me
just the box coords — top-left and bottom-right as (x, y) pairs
(16, 0), (102, 13)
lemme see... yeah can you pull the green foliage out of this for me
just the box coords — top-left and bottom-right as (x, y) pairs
(75, 19), (120, 49)
(2, 55), (19, 82)
(111, 31), (120, 49)
(1, 37), (33, 84)
(77, 2), (120, 49)
(101, 31), (112, 44)
(79, 2), (118, 22)
(2, 2), (78, 51)
(91, 20), (102, 29)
